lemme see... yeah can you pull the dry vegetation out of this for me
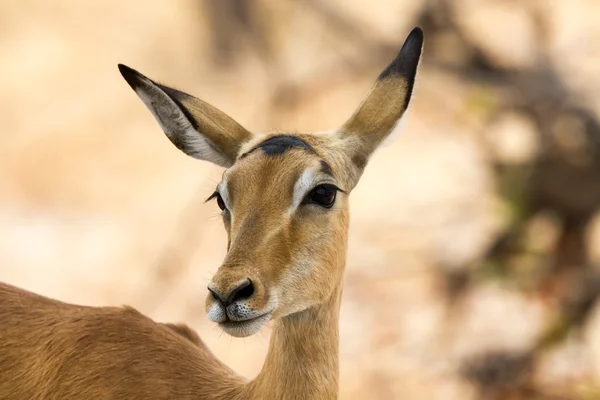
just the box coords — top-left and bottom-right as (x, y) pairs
(1, 0), (600, 398)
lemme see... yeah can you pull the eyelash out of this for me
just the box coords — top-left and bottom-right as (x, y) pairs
(206, 192), (227, 211)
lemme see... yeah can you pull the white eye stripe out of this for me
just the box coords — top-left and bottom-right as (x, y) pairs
(288, 169), (336, 215)
(290, 170), (314, 214)
(217, 178), (231, 209)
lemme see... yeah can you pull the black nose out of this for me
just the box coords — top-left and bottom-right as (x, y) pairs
(208, 279), (254, 307)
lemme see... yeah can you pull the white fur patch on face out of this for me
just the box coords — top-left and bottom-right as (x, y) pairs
(288, 169), (317, 215)
(132, 78), (232, 167)
(207, 302), (227, 323)
(220, 313), (271, 338)
(217, 178), (231, 210)
(287, 167), (337, 215)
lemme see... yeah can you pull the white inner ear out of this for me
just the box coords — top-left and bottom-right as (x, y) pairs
(132, 77), (232, 167)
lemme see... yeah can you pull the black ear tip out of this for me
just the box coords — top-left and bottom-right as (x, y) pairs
(407, 27), (424, 42)
(403, 27), (424, 53)
(117, 63), (133, 77)
(378, 27), (424, 80)
(118, 64), (144, 89)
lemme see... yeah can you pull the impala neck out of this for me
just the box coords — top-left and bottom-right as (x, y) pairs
(247, 286), (343, 400)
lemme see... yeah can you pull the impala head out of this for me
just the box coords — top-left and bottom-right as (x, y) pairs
(119, 28), (423, 337)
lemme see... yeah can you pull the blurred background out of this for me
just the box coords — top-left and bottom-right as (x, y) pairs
(1, 0), (600, 398)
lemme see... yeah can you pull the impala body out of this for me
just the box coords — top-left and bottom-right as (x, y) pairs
(0, 27), (423, 399)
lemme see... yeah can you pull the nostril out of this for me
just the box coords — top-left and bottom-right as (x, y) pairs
(208, 287), (225, 304)
(228, 279), (254, 304)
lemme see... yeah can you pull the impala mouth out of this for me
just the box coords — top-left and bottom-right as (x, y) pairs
(219, 312), (272, 338)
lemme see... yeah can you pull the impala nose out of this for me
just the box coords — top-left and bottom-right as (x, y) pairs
(208, 279), (255, 307)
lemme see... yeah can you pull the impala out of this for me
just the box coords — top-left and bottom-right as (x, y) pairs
(0, 27), (423, 399)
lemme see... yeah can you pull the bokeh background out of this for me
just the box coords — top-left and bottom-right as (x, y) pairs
(2, 0), (600, 398)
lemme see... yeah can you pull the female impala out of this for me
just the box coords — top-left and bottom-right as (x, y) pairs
(0, 28), (423, 399)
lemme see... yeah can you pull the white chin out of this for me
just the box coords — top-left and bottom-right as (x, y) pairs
(219, 313), (271, 338)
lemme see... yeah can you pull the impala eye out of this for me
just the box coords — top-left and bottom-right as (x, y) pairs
(207, 191), (227, 211)
(306, 184), (338, 208)
(215, 194), (226, 211)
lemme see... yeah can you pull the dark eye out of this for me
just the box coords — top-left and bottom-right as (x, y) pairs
(306, 184), (338, 208)
(215, 194), (226, 211)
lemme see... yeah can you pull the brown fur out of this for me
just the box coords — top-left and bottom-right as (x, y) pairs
(160, 322), (203, 346)
(0, 28), (423, 399)
(0, 282), (245, 400)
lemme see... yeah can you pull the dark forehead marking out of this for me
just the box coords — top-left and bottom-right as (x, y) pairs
(320, 160), (332, 176)
(240, 135), (315, 158)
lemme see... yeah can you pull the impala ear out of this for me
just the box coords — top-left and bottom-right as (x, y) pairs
(340, 27), (423, 170)
(118, 64), (253, 168)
